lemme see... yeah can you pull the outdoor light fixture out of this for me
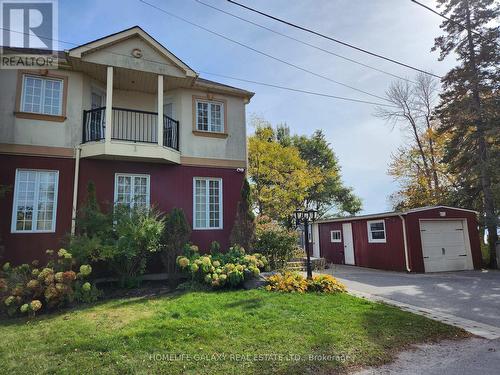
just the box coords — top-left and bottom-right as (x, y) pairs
(293, 208), (318, 279)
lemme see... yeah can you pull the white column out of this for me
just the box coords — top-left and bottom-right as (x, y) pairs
(105, 66), (113, 143)
(157, 75), (164, 147)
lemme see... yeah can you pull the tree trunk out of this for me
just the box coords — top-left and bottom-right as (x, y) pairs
(404, 106), (433, 192)
(464, 0), (498, 268)
(424, 116), (440, 193)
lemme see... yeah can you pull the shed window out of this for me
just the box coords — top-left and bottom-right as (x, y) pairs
(367, 220), (386, 243)
(330, 230), (342, 243)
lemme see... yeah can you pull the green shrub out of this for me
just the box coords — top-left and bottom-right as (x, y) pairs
(70, 185), (166, 287)
(210, 241), (221, 253)
(0, 250), (97, 317)
(176, 245), (268, 290)
(254, 216), (300, 270)
(105, 206), (165, 287)
(265, 272), (346, 294)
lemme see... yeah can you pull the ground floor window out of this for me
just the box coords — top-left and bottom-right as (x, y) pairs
(114, 174), (150, 209)
(11, 169), (59, 232)
(193, 177), (222, 229)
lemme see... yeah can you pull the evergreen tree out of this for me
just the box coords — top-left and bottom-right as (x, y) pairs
(433, 0), (499, 267)
(230, 178), (256, 251)
(161, 208), (191, 275)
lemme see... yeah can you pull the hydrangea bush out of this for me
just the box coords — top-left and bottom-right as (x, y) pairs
(176, 244), (269, 289)
(266, 272), (346, 294)
(0, 249), (99, 317)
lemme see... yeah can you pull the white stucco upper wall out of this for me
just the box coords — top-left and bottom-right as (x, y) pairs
(0, 69), (248, 163)
(0, 69), (84, 148)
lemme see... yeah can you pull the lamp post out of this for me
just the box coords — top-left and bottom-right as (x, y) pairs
(294, 208), (317, 279)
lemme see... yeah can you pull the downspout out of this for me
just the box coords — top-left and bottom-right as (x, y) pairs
(399, 214), (411, 272)
(71, 146), (81, 236)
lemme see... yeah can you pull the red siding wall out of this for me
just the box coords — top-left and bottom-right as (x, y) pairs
(0, 155), (244, 265)
(318, 222), (344, 263)
(318, 216), (406, 271)
(0, 155), (75, 264)
(77, 159), (244, 253)
(405, 208), (482, 272)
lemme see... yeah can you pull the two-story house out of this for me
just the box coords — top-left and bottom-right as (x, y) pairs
(0, 26), (254, 265)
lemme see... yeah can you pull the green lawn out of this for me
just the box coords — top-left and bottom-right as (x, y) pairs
(0, 290), (466, 374)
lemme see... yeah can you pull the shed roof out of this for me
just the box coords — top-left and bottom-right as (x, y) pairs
(315, 205), (478, 224)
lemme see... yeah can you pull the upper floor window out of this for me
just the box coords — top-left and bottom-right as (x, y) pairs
(367, 219), (386, 243)
(21, 75), (64, 116)
(114, 174), (150, 209)
(11, 169), (59, 233)
(193, 177), (222, 229)
(195, 99), (224, 133)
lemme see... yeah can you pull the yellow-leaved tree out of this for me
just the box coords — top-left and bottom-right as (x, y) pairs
(248, 122), (322, 223)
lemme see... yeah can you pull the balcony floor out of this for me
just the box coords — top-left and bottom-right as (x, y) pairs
(80, 140), (180, 164)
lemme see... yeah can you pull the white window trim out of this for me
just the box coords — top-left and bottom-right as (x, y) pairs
(193, 177), (223, 230)
(195, 99), (224, 133)
(21, 74), (64, 116)
(11, 169), (59, 233)
(330, 230), (342, 243)
(367, 219), (387, 243)
(113, 173), (151, 208)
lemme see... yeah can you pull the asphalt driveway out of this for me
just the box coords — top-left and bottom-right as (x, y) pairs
(323, 265), (500, 330)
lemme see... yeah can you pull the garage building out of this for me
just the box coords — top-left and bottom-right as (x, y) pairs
(311, 206), (482, 273)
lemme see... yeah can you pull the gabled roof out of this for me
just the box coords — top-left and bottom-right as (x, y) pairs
(315, 205), (478, 224)
(194, 77), (254, 99)
(68, 26), (197, 78)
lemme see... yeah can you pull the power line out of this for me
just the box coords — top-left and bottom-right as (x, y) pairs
(193, 0), (414, 84)
(0, 27), (396, 108)
(138, 0), (391, 103)
(226, 0), (442, 79)
(197, 71), (397, 107)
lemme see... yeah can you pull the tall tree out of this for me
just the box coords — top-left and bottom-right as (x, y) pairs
(248, 117), (361, 223)
(248, 123), (321, 223)
(291, 129), (361, 216)
(377, 73), (447, 206)
(433, 0), (499, 268)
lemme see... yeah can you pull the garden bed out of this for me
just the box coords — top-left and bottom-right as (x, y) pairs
(0, 289), (467, 374)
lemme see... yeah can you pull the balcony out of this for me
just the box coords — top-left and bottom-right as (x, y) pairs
(78, 67), (180, 164)
(80, 107), (180, 163)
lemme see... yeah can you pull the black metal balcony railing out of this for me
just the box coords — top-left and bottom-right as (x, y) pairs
(163, 115), (179, 151)
(82, 106), (105, 143)
(82, 107), (179, 151)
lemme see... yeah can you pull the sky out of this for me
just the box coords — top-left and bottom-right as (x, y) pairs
(59, 0), (459, 214)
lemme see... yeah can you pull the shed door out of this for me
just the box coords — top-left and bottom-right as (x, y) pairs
(420, 220), (472, 272)
(342, 223), (355, 265)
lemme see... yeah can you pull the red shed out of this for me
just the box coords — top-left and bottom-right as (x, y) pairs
(312, 206), (482, 273)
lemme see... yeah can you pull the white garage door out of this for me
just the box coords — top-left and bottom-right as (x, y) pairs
(420, 220), (472, 272)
